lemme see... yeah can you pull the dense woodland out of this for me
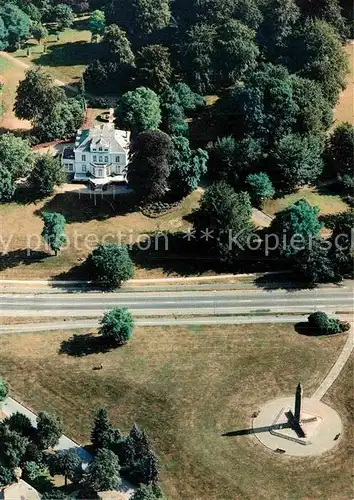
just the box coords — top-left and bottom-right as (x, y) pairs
(0, 0), (353, 285)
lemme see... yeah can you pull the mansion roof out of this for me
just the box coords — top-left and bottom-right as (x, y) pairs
(74, 124), (129, 154)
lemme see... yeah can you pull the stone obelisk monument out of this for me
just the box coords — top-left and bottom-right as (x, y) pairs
(294, 382), (303, 424)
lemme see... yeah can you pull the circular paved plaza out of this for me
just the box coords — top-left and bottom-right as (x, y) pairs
(252, 397), (342, 456)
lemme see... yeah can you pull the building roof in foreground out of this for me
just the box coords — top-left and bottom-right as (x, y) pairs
(0, 480), (40, 500)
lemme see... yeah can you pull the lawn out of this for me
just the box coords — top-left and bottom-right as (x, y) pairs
(0, 324), (351, 499)
(0, 189), (202, 280)
(333, 43), (354, 126)
(12, 17), (95, 85)
(263, 186), (349, 217)
(0, 55), (31, 131)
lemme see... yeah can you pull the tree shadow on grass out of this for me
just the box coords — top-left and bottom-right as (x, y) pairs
(0, 249), (49, 272)
(294, 322), (333, 337)
(59, 332), (117, 357)
(33, 41), (103, 68)
(254, 272), (316, 292)
(130, 232), (223, 277)
(35, 192), (139, 223)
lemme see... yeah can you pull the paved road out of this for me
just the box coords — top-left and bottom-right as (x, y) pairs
(0, 287), (352, 318)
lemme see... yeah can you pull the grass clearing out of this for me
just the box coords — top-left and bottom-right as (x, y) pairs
(0, 324), (350, 499)
(13, 18), (93, 84)
(263, 186), (349, 217)
(333, 43), (354, 126)
(0, 55), (31, 131)
(0, 189), (202, 280)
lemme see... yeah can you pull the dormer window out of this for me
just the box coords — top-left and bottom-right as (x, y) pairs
(99, 147), (102, 151)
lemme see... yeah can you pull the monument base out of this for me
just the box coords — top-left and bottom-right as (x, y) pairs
(252, 397), (342, 456)
(270, 406), (322, 445)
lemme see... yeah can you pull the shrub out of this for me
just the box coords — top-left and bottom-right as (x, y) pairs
(308, 311), (349, 334)
(99, 307), (134, 345)
(3, 412), (35, 439)
(89, 244), (134, 289)
(0, 377), (8, 401)
(88, 97), (110, 108)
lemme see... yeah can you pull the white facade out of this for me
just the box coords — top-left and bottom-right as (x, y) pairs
(62, 123), (130, 185)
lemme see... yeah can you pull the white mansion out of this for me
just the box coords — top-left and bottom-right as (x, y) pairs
(61, 123), (131, 186)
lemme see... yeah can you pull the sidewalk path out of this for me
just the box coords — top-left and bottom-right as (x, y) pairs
(311, 322), (354, 400)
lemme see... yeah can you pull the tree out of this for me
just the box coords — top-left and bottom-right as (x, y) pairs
(270, 200), (322, 257)
(293, 238), (336, 283)
(215, 19), (259, 85)
(171, 83), (204, 112)
(193, 182), (253, 263)
(23, 461), (43, 482)
(89, 244), (134, 288)
(0, 425), (29, 468)
(298, 0), (348, 39)
(14, 67), (66, 121)
(31, 22), (48, 44)
(220, 64), (299, 146)
(41, 212), (66, 256)
(0, 376), (8, 401)
(89, 9), (105, 40)
(245, 172), (275, 207)
(36, 412), (63, 450)
(33, 98), (85, 142)
(99, 307), (134, 345)
(131, 484), (166, 500)
(49, 4), (75, 30)
(181, 22), (216, 93)
(3, 412), (35, 439)
(269, 134), (324, 193)
(0, 465), (12, 488)
(102, 24), (135, 65)
(159, 86), (188, 137)
(122, 424), (159, 484)
(41, 490), (70, 499)
(291, 75), (333, 136)
(115, 87), (161, 134)
(0, 133), (34, 181)
(329, 210), (354, 278)
(30, 155), (66, 198)
(0, 166), (15, 202)
(327, 123), (354, 178)
(0, 3), (31, 49)
(208, 135), (263, 188)
(258, 0), (300, 59)
(136, 45), (172, 92)
(308, 311), (348, 334)
(128, 130), (172, 202)
(169, 135), (208, 196)
(287, 20), (349, 106)
(134, 0), (171, 38)
(85, 448), (121, 492)
(48, 449), (83, 486)
(91, 408), (114, 451)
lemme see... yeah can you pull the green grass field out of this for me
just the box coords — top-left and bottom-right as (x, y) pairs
(263, 186), (349, 217)
(0, 324), (351, 499)
(13, 18), (94, 84)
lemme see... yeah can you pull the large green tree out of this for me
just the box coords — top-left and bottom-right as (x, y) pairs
(287, 20), (349, 105)
(0, 133), (34, 181)
(102, 24), (135, 64)
(215, 19), (259, 85)
(48, 4), (74, 30)
(0, 166), (15, 202)
(41, 212), (67, 256)
(48, 449), (82, 486)
(245, 172), (275, 207)
(14, 67), (67, 121)
(89, 243), (134, 288)
(293, 238), (336, 283)
(0, 3), (31, 49)
(194, 182), (253, 263)
(270, 199), (322, 257)
(89, 9), (106, 40)
(269, 134), (324, 193)
(115, 87), (161, 134)
(329, 210), (354, 278)
(169, 135), (208, 196)
(85, 448), (121, 492)
(131, 484), (166, 500)
(36, 412), (63, 450)
(327, 122), (354, 178)
(0, 425), (28, 468)
(99, 307), (134, 345)
(30, 154), (66, 198)
(91, 408), (113, 451)
(128, 130), (172, 202)
(136, 45), (172, 92)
